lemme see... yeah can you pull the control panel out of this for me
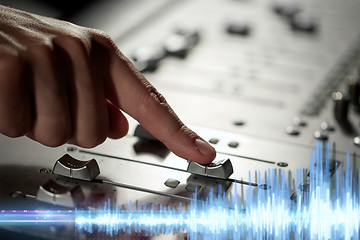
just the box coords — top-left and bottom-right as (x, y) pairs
(0, 0), (360, 239)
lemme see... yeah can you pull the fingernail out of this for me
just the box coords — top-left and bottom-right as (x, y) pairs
(195, 138), (215, 155)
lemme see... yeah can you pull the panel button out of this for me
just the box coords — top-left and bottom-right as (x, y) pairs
(298, 181), (310, 192)
(226, 23), (251, 36)
(228, 141), (239, 148)
(285, 126), (300, 136)
(333, 91), (350, 124)
(320, 121), (335, 131)
(36, 180), (84, 207)
(132, 45), (166, 72)
(164, 178), (180, 188)
(233, 120), (245, 126)
(314, 131), (328, 141)
(164, 29), (199, 58)
(273, 4), (301, 18)
(175, 28), (200, 46)
(164, 34), (189, 58)
(354, 136), (360, 147)
(209, 138), (219, 144)
(187, 159), (233, 179)
(53, 154), (100, 181)
(290, 13), (317, 33)
(293, 117), (307, 126)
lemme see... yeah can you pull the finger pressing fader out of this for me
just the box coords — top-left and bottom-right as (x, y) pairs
(53, 154), (100, 181)
(187, 159), (233, 179)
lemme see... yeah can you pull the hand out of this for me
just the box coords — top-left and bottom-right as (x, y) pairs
(0, 5), (216, 164)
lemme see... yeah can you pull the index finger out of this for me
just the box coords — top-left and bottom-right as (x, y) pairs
(103, 41), (216, 164)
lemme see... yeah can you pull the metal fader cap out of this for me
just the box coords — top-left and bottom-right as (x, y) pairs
(53, 154), (100, 181)
(187, 159), (233, 179)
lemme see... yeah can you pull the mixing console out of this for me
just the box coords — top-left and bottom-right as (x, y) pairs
(0, 0), (360, 239)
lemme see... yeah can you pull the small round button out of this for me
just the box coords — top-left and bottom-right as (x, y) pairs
(290, 13), (317, 33)
(209, 138), (219, 144)
(259, 184), (271, 190)
(228, 141), (239, 148)
(314, 131), (328, 141)
(233, 120), (245, 126)
(285, 126), (300, 136)
(293, 117), (307, 126)
(354, 136), (360, 147)
(320, 121), (335, 131)
(277, 162), (288, 167)
(226, 23), (251, 36)
(332, 91), (350, 124)
(132, 45), (166, 72)
(298, 182), (310, 192)
(164, 34), (189, 58)
(273, 4), (301, 18)
(164, 178), (180, 189)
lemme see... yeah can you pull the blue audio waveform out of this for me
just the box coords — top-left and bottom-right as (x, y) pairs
(0, 142), (359, 239)
(75, 142), (360, 239)
(0, 210), (74, 224)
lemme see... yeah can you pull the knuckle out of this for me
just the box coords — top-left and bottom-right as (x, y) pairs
(138, 85), (168, 118)
(24, 43), (53, 63)
(52, 34), (91, 55)
(91, 30), (115, 48)
(38, 133), (69, 148)
(76, 132), (107, 148)
(72, 118), (108, 148)
(0, 123), (29, 138)
(34, 118), (72, 147)
(0, 111), (31, 138)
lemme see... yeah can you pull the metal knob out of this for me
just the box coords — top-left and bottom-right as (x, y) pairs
(187, 159), (233, 179)
(53, 154), (100, 181)
(36, 180), (84, 207)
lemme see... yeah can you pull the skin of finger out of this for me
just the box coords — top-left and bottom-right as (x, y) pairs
(101, 45), (215, 164)
(106, 99), (129, 139)
(89, 36), (129, 140)
(0, 51), (31, 137)
(52, 35), (109, 148)
(22, 44), (72, 147)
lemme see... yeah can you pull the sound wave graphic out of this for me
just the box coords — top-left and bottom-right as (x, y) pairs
(75, 142), (360, 239)
(1, 142), (359, 239)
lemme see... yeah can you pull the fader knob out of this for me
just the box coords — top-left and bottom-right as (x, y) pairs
(332, 92), (350, 124)
(53, 154), (100, 181)
(164, 29), (199, 58)
(132, 45), (166, 72)
(36, 180), (84, 207)
(187, 159), (233, 179)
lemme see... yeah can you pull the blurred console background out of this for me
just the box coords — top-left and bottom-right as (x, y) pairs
(0, 0), (360, 239)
